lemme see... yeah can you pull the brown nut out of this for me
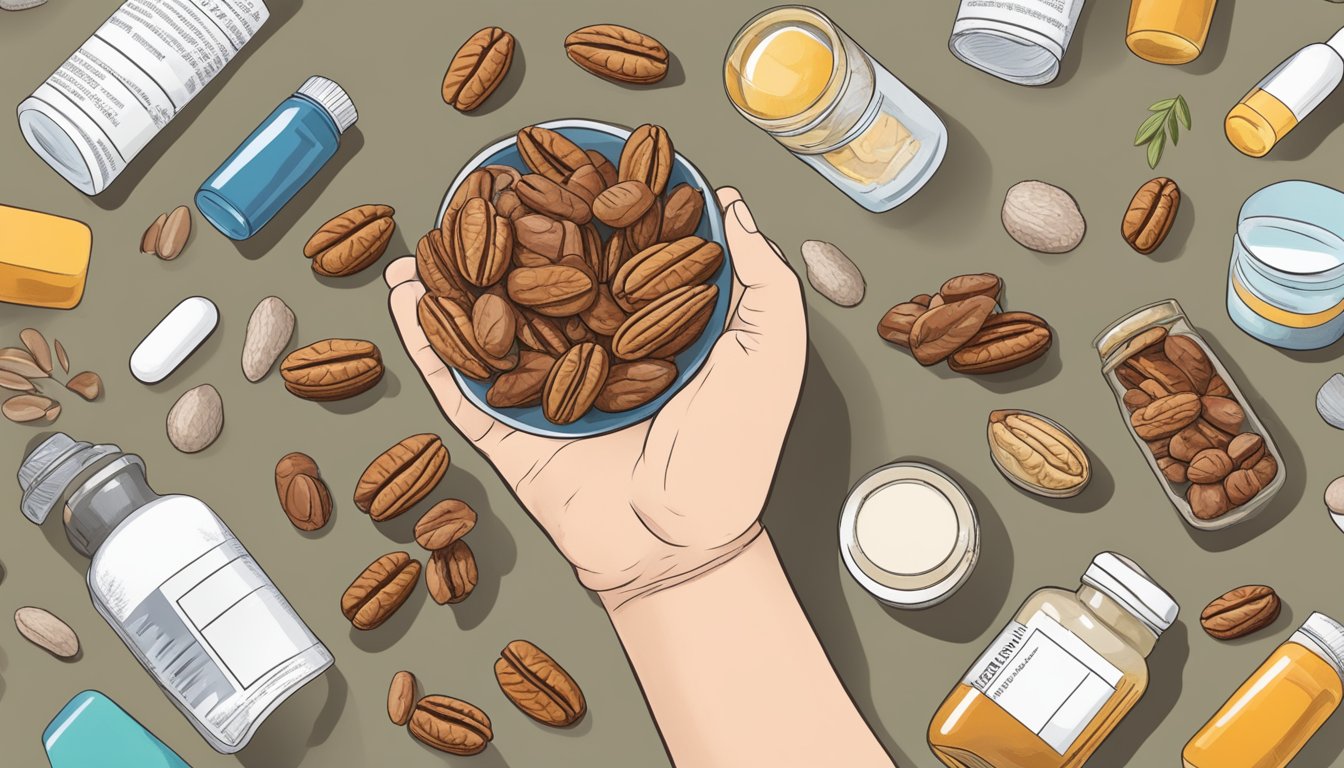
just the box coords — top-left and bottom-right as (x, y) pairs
(1122, 177), (1181, 255)
(908, 296), (996, 366)
(661, 183), (705, 241)
(513, 214), (567, 261)
(141, 212), (167, 255)
(1158, 456), (1188, 483)
(1187, 448), (1235, 484)
(619, 123), (673, 196)
(1127, 354), (1195, 394)
(877, 303), (927, 348)
(564, 24), (669, 85)
(612, 236), (724, 312)
(613, 284), (718, 361)
(471, 292), (517, 359)
(3, 394), (59, 423)
(1207, 375), (1233, 398)
(414, 500), (478, 551)
(275, 452), (332, 532)
(1188, 482), (1232, 520)
(443, 170), (495, 234)
(1139, 379), (1171, 400)
(1124, 388), (1153, 412)
(586, 149), (618, 187)
(1163, 334), (1213, 394)
(948, 312), (1053, 375)
(427, 540), (478, 605)
(987, 410), (1090, 497)
(340, 552), (421, 630)
(304, 204), (395, 277)
(442, 27), (515, 112)
(388, 671), (417, 726)
(1200, 585), (1280, 640)
(515, 174), (592, 224)
(517, 126), (592, 184)
(1225, 468), (1263, 507)
(487, 351), (556, 408)
(409, 695), (493, 756)
(579, 285), (630, 337)
(564, 164), (607, 204)
(1131, 393), (1202, 440)
(280, 339), (384, 401)
(452, 197), (512, 288)
(156, 205), (192, 261)
(564, 316), (595, 344)
(516, 309), (571, 356)
(626, 197), (664, 253)
(939, 273), (1002, 303)
(596, 359), (677, 412)
(355, 434), (449, 522)
(1251, 455), (1279, 485)
(507, 263), (597, 317)
(1228, 433), (1267, 468)
(1170, 421), (1226, 462)
(1148, 437), (1171, 460)
(416, 229), (475, 307)
(495, 639), (587, 727)
(419, 294), (515, 379)
(1201, 396), (1246, 434)
(592, 180), (656, 228)
(542, 343), (608, 425)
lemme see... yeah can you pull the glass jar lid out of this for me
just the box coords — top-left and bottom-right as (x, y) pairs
(1238, 181), (1344, 279)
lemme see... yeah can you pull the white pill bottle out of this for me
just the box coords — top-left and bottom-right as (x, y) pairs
(16, 0), (269, 195)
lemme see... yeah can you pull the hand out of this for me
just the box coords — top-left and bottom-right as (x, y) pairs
(385, 188), (806, 608)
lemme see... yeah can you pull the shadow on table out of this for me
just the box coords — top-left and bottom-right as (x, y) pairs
(1044, 0), (1131, 87)
(1088, 620), (1190, 768)
(91, 0), (305, 211)
(1146, 192), (1197, 264)
(237, 665), (348, 768)
(1181, 0), (1235, 75)
(877, 110), (991, 247)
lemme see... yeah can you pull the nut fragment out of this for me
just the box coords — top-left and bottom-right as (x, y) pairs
(987, 410), (1090, 497)
(877, 303), (927, 348)
(65, 371), (102, 401)
(141, 213), (167, 255)
(1200, 585), (1280, 640)
(157, 205), (192, 260)
(0, 370), (35, 392)
(940, 274), (1002, 304)
(426, 540), (478, 605)
(0, 347), (45, 378)
(20, 328), (51, 374)
(388, 671), (417, 726)
(3, 394), (58, 423)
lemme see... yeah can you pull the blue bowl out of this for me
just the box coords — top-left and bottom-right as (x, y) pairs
(436, 119), (732, 438)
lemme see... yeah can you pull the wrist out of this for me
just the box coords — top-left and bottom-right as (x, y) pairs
(599, 523), (767, 614)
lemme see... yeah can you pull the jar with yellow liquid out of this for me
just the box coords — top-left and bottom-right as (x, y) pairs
(1226, 28), (1344, 157)
(1126, 0), (1217, 65)
(724, 6), (947, 212)
(927, 552), (1178, 768)
(1183, 612), (1344, 768)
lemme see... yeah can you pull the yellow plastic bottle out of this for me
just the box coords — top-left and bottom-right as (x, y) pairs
(1183, 612), (1344, 768)
(1127, 0), (1217, 65)
(1226, 28), (1344, 157)
(0, 204), (90, 309)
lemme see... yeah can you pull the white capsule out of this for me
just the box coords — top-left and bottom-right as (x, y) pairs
(130, 296), (219, 384)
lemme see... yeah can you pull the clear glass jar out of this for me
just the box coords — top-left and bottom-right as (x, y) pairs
(928, 552), (1178, 768)
(724, 5), (947, 212)
(1184, 613), (1344, 768)
(1126, 0), (1218, 65)
(1094, 300), (1285, 531)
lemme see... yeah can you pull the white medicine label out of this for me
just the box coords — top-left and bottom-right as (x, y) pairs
(963, 612), (1122, 754)
(955, 0), (1084, 51)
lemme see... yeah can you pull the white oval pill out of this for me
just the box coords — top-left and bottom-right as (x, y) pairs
(130, 296), (218, 384)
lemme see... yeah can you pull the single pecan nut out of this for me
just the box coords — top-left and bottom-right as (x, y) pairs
(1225, 468), (1263, 506)
(612, 284), (718, 361)
(507, 262), (596, 317)
(426, 539), (478, 605)
(948, 312), (1053, 374)
(355, 434), (449, 522)
(471, 292), (517, 359)
(564, 24), (669, 85)
(1201, 395), (1246, 434)
(280, 339), (384, 401)
(908, 296), (996, 366)
(592, 180), (656, 228)
(512, 213), (568, 261)
(517, 126), (592, 184)
(1124, 354), (1195, 394)
(275, 452), (332, 531)
(542, 343), (609, 424)
(1227, 433), (1266, 468)
(441, 27), (515, 112)
(626, 197), (664, 253)
(1188, 481), (1232, 520)
(877, 303), (927, 348)
(565, 164), (608, 204)
(1122, 177), (1181, 255)
(415, 499), (478, 551)
(419, 294), (514, 379)
(619, 123), (673, 196)
(515, 174), (592, 224)
(388, 671), (416, 726)
(341, 551), (421, 630)
(1131, 393), (1202, 440)
(443, 169), (495, 232)
(987, 410), (1089, 497)
(452, 197), (512, 287)
(304, 204), (396, 277)
(516, 309), (570, 356)
(1200, 585), (1280, 640)
(487, 351), (556, 407)
(587, 149), (619, 187)
(661, 183), (705, 241)
(1163, 334), (1213, 393)
(596, 359), (677, 412)
(1187, 448), (1235, 484)
(409, 695), (493, 756)
(939, 273), (1002, 304)
(495, 639), (587, 727)
(579, 285), (630, 336)
(612, 236), (724, 312)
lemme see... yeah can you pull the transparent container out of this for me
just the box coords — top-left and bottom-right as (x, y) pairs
(1184, 612), (1344, 768)
(724, 5), (946, 212)
(1094, 300), (1286, 531)
(1127, 0), (1217, 65)
(928, 552), (1178, 768)
(1228, 180), (1344, 350)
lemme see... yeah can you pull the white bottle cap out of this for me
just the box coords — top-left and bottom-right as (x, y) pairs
(1081, 552), (1179, 636)
(17, 433), (120, 525)
(1295, 613), (1344, 679)
(297, 76), (357, 134)
(1327, 27), (1344, 58)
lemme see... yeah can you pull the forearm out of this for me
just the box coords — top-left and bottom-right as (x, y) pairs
(604, 531), (895, 768)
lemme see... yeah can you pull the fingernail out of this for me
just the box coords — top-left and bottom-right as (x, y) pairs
(768, 241), (788, 262)
(731, 200), (758, 234)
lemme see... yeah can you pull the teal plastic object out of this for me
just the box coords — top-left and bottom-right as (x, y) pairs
(44, 691), (190, 768)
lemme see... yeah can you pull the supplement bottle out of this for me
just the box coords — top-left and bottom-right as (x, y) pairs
(724, 5), (946, 212)
(16, 0), (269, 195)
(949, 0), (1086, 86)
(928, 552), (1178, 768)
(1226, 27), (1344, 157)
(1184, 612), (1344, 768)
(196, 76), (357, 240)
(17, 434), (333, 753)
(1127, 0), (1218, 65)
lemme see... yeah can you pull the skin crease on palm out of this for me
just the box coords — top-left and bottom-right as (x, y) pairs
(385, 187), (808, 610)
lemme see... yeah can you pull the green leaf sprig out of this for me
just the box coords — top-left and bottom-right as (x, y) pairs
(1135, 95), (1191, 169)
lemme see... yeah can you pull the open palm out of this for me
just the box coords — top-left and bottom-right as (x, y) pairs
(385, 189), (806, 606)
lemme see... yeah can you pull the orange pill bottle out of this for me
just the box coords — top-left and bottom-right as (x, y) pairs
(1183, 612), (1344, 768)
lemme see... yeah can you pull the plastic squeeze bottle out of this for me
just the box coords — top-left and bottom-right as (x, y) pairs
(1226, 27), (1344, 157)
(196, 76), (357, 239)
(18, 434), (333, 753)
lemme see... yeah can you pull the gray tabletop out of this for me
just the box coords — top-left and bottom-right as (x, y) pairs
(4, 0), (1344, 766)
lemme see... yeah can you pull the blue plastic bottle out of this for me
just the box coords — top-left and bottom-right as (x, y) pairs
(196, 76), (357, 240)
(44, 691), (191, 768)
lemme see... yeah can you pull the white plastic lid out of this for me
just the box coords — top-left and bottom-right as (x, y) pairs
(1295, 613), (1344, 679)
(297, 76), (357, 134)
(1081, 552), (1179, 636)
(1327, 27), (1344, 58)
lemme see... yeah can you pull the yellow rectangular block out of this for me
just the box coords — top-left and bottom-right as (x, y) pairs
(0, 204), (90, 309)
